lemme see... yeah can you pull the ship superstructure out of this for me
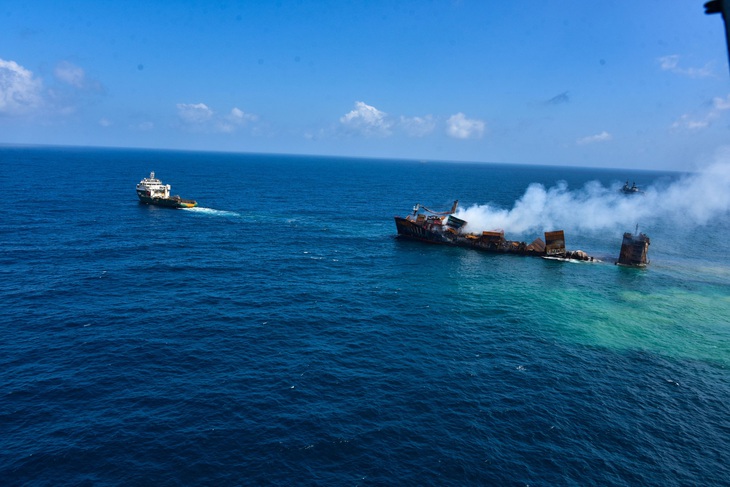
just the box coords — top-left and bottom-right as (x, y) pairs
(136, 171), (197, 209)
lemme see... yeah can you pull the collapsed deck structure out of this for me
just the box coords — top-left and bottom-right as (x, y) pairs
(394, 201), (594, 261)
(616, 227), (651, 267)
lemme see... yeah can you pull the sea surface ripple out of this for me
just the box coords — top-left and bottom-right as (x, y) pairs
(1, 147), (729, 486)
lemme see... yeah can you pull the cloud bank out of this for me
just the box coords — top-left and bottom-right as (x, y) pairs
(577, 131), (612, 145)
(446, 113), (485, 139)
(399, 115), (436, 137)
(0, 58), (43, 115)
(339, 101), (393, 137)
(0, 58), (105, 118)
(177, 103), (214, 124)
(55, 61), (84, 89)
(672, 94), (730, 131)
(338, 102), (483, 139)
(177, 103), (257, 133)
(658, 55), (713, 78)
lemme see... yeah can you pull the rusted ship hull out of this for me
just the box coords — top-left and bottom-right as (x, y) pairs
(616, 232), (651, 267)
(394, 216), (453, 244)
(394, 216), (541, 255)
(394, 212), (592, 260)
(396, 202), (648, 266)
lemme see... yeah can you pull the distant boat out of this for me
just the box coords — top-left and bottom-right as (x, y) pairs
(621, 180), (642, 194)
(136, 171), (197, 208)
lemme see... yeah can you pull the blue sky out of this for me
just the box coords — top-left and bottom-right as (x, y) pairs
(1, 1), (729, 170)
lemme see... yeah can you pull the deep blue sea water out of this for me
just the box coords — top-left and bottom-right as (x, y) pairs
(1, 146), (729, 486)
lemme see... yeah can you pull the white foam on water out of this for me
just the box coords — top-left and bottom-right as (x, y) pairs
(542, 256), (601, 264)
(182, 207), (241, 217)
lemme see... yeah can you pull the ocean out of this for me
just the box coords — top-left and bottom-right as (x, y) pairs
(1, 146), (729, 486)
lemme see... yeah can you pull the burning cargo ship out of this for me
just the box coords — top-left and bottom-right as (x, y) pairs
(394, 201), (594, 261)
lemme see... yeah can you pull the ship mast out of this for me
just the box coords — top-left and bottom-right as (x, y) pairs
(419, 200), (459, 216)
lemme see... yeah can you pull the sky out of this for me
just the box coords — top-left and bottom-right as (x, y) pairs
(1, 1), (729, 171)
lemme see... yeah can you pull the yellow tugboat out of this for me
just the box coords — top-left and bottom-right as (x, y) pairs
(136, 171), (197, 209)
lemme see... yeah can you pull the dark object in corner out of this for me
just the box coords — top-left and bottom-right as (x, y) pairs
(705, 0), (730, 74)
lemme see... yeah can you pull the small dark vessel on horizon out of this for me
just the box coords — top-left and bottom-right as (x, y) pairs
(621, 180), (642, 194)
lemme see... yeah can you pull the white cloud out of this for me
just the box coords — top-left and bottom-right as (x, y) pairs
(228, 107), (257, 124)
(658, 54), (713, 78)
(399, 115), (436, 137)
(177, 102), (214, 124)
(576, 131), (612, 145)
(446, 112), (485, 139)
(340, 101), (393, 136)
(215, 107), (259, 133)
(0, 58), (43, 115)
(671, 94), (730, 131)
(1, 58), (102, 119)
(230, 107), (244, 119)
(99, 118), (112, 127)
(177, 103), (259, 133)
(671, 114), (708, 131)
(54, 61), (85, 88)
(659, 55), (680, 71)
(54, 60), (103, 93)
(713, 94), (730, 111)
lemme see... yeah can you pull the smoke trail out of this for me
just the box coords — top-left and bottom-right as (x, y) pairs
(455, 154), (730, 236)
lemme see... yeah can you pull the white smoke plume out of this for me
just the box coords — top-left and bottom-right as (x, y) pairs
(455, 155), (730, 237)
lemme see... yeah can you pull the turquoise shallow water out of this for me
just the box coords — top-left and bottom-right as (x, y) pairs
(1, 147), (729, 485)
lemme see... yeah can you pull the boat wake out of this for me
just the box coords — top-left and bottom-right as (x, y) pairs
(182, 207), (241, 217)
(542, 256), (602, 264)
